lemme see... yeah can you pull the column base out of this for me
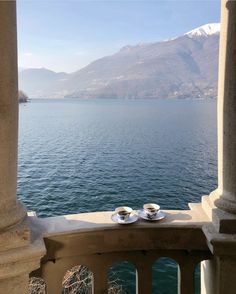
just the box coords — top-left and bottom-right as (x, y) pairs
(209, 188), (236, 214)
(202, 191), (236, 234)
(0, 220), (30, 251)
(0, 215), (46, 290)
(0, 200), (27, 231)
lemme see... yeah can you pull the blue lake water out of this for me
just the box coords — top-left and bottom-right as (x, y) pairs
(18, 99), (217, 293)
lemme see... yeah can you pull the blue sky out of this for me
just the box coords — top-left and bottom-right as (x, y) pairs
(17, 0), (221, 73)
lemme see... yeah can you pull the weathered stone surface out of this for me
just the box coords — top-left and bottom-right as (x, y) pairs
(0, 0), (26, 230)
(207, 0), (236, 218)
(0, 2), (46, 292)
(0, 220), (30, 252)
(0, 275), (28, 294)
(201, 2), (236, 292)
(202, 0), (236, 233)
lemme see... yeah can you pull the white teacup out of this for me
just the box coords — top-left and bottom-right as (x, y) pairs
(143, 203), (160, 219)
(115, 206), (133, 221)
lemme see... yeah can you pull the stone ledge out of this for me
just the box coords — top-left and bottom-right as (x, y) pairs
(28, 209), (211, 260)
(201, 195), (216, 220)
(30, 209), (210, 237)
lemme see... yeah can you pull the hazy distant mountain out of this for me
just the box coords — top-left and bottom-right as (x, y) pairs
(19, 68), (69, 98)
(19, 23), (220, 99)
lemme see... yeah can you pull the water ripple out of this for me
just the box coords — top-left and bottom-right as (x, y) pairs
(18, 99), (217, 217)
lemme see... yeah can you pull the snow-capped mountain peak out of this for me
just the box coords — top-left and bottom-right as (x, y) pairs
(185, 23), (220, 38)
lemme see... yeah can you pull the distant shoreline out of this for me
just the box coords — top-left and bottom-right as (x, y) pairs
(22, 97), (217, 103)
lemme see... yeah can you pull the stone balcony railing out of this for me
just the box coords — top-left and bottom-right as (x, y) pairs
(29, 205), (212, 293)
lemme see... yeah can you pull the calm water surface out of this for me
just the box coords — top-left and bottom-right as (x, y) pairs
(18, 99), (217, 293)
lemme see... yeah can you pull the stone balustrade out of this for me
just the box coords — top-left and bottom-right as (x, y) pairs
(29, 207), (212, 293)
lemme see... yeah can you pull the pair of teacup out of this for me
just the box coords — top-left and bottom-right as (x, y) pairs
(115, 203), (160, 221)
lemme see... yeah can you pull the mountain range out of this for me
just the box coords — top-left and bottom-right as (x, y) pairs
(19, 23), (220, 99)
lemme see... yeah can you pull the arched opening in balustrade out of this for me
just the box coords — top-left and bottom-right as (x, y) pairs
(108, 261), (136, 293)
(152, 257), (178, 294)
(62, 265), (93, 294)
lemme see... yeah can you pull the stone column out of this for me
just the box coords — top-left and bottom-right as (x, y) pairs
(0, 0), (26, 229)
(202, 0), (236, 232)
(201, 2), (236, 293)
(0, 2), (45, 293)
(211, 0), (236, 214)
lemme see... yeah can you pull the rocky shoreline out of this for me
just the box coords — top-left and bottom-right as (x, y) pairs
(18, 90), (28, 103)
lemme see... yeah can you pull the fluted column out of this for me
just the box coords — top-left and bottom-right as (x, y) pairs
(209, 0), (236, 214)
(0, 1), (27, 230)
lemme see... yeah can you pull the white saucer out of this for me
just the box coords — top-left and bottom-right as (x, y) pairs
(138, 209), (165, 221)
(111, 212), (139, 224)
